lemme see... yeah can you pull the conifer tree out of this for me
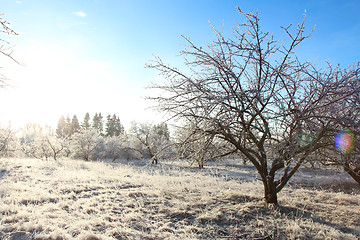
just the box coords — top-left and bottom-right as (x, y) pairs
(114, 115), (124, 136)
(105, 114), (124, 137)
(81, 112), (91, 130)
(71, 115), (80, 135)
(105, 114), (115, 137)
(64, 115), (72, 137)
(56, 115), (66, 138)
(153, 122), (170, 141)
(92, 113), (104, 135)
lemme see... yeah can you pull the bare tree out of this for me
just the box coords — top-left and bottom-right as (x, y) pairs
(20, 131), (51, 160)
(46, 135), (65, 161)
(147, 8), (360, 204)
(318, 80), (360, 185)
(129, 122), (172, 164)
(1, 14), (18, 88)
(335, 79), (360, 185)
(0, 125), (17, 157)
(104, 135), (130, 162)
(70, 129), (104, 161)
(19, 124), (56, 160)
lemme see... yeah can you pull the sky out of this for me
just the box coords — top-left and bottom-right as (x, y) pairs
(1, 0), (360, 130)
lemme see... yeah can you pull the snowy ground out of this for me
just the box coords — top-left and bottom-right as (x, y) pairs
(0, 158), (359, 239)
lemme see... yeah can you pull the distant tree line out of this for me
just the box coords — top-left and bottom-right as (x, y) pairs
(56, 113), (124, 138)
(0, 114), (173, 164)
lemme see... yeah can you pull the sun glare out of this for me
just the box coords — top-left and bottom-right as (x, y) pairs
(0, 44), (160, 129)
(1, 45), (85, 126)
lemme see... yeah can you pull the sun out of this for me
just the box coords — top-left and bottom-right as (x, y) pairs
(0, 44), (79, 128)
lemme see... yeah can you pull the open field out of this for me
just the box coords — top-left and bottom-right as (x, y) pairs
(0, 158), (359, 239)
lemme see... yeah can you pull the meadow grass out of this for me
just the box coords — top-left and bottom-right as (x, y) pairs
(0, 158), (359, 239)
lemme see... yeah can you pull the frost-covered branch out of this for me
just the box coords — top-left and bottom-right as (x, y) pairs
(147, 8), (360, 204)
(0, 14), (18, 88)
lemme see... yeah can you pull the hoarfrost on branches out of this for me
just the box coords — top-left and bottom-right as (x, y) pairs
(147, 8), (360, 204)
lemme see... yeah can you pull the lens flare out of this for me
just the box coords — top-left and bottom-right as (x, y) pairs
(335, 129), (355, 154)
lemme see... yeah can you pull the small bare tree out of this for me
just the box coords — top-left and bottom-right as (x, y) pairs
(46, 135), (65, 161)
(0, 125), (17, 157)
(71, 129), (104, 161)
(147, 8), (360, 204)
(129, 122), (173, 164)
(20, 124), (51, 160)
(104, 135), (130, 162)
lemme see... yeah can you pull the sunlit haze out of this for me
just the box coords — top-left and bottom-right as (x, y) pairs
(1, 0), (360, 129)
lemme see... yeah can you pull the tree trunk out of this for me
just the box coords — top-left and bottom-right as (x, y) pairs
(149, 150), (158, 164)
(264, 176), (278, 204)
(151, 157), (158, 164)
(198, 162), (204, 169)
(344, 165), (360, 186)
(343, 156), (360, 186)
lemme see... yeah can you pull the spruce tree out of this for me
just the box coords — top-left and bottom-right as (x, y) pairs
(92, 113), (98, 129)
(56, 115), (66, 137)
(153, 123), (170, 140)
(81, 112), (91, 130)
(105, 114), (114, 137)
(71, 115), (81, 135)
(105, 114), (124, 137)
(64, 115), (72, 137)
(114, 115), (124, 136)
(92, 113), (104, 135)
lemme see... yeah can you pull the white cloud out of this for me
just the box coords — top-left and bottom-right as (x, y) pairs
(16, 1), (22, 4)
(72, 11), (86, 18)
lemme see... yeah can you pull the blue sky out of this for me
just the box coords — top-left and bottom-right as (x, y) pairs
(1, 0), (360, 129)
